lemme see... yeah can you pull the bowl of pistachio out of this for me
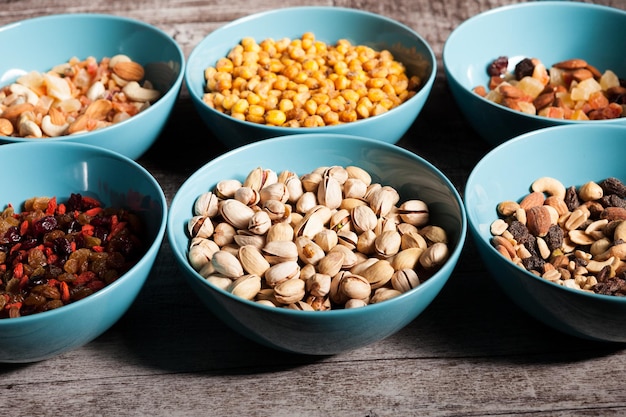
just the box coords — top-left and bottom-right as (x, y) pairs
(167, 133), (466, 355)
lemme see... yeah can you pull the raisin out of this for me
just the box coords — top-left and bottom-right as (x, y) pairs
(521, 255), (544, 271)
(599, 194), (626, 209)
(514, 58), (535, 80)
(544, 225), (563, 252)
(32, 216), (58, 236)
(564, 186), (581, 211)
(599, 177), (626, 198)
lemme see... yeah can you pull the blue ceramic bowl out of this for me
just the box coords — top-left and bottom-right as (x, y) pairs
(443, 2), (626, 146)
(465, 124), (626, 342)
(167, 133), (466, 355)
(185, 7), (436, 148)
(0, 13), (184, 160)
(0, 142), (167, 362)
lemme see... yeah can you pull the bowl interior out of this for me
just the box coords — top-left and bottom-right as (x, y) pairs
(167, 133), (466, 353)
(465, 125), (626, 241)
(187, 7), (434, 100)
(444, 2), (626, 95)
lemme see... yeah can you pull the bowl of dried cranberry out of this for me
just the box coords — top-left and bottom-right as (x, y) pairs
(465, 124), (626, 342)
(443, 1), (626, 146)
(0, 141), (167, 362)
(0, 13), (184, 159)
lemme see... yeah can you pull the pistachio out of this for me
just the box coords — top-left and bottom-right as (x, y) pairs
(234, 186), (261, 206)
(356, 229), (377, 255)
(351, 205), (378, 233)
(238, 245), (271, 277)
(419, 242), (449, 269)
(339, 274), (371, 300)
(211, 250), (244, 279)
(194, 191), (219, 217)
(260, 182), (289, 204)
(345, 165), (372, 186)
(360, 259), (395, 289)
(343, 178), (368, 199)
(314, 228), (338, 252)
(391, 248), (424, 271)
(306, 273), (331, 297)
(374, 230), (402, 258)
(248, 210), (271, 235)
(370, 287), (402, 303)
(317, 251), (345, 276)
(220, 199), (255, 229)
(296, 236), (326, 266)
(265, 261), (301, 287)
(228, 274), (262, 300)
(337, 229), (358, 250)
(274, 278), (306, 304)
(262, 240), (298, 264)
(187, 215), (214, 239)
(398, 200), (429, 227)
(244, 167), (278, 191)
(391, 268), (421, 292)
(212, 222), (236, 247)
(369, 186), (400, 216)
(317, 174), (343, 210)
(215, 179), (242, 199)
(266, 222), (294, 243)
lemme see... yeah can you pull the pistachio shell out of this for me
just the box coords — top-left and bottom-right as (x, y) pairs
(219, 199), (255, 229)
(211, 250), (244, 278)
(391, 268), (421, 292)
(266, 222), (294, 243)
(317, 175), (342, 210)
(234, 186), (260, 206)
(260, 182), (289, 204)
(238, 245), (271, 277)
(244, 167), (278, 191)
(228, 274), (262, 300)
(187, 215), (214, 239)
(193, 191), (219, 217)
(370, 287), (402, 303)
(398, 200), (429, 227)
(351, 205), (377, 233)
(262, 240), (298, 264)
(317, 251), (345, 276)
(374, 230), (402, 258)
(339, 274), (371, 300)
(314, 228), (338, 252)
(265, 261), (301, 287)
(346, 165), (372, 186)
(419, 242), (449, 269)
(296, 236), (326, 265)
(213, 222), (236, 247)
(360, 259), (394, 289)
(215, 179), (242, 199)
(274, 277), (306, 304)
(248, 210), (271, 235)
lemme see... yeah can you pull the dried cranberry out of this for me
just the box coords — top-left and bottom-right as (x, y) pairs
(487, 56), (509, 77)
(33, 216), (58, 236)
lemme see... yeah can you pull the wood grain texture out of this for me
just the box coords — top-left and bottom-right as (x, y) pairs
(1, 0), (626, 415)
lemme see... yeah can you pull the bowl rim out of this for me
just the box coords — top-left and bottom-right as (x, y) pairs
(0, 140), (168, 325)
(167, 132), (467, 317)
(442, 1), (626, 126)
(0, 12), (186, 143)
(184, 5), (437, 132)
(465, 124), (626, 303)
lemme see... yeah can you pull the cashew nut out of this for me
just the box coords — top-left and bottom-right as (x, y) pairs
(122, 81), (160, 103)
(531, 176), (566, 200)
(10, 83), (39, 105)
(109, 54), (132, 68)
(586, 256), (617, 274)
(18, 118), (42, 138)
(41, 115), (69, 137)
(86, 81), (106, 101)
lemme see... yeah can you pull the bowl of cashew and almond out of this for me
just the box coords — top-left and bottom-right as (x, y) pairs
(465, 124), (626, 343)
(0, 13), (184, 160)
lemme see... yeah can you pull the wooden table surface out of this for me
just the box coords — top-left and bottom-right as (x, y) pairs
(2, 0), (626, 415)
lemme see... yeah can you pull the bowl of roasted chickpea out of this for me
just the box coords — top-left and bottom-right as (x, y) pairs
(443, 2), (626, 146)
(184, 6), (436, 148)
(0, 13), (184, 159)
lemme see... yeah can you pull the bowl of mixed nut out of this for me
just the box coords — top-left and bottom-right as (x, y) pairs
(0, 13), (184, 160)
(0, 141), (167, 362)
(184, 6), (436, 148)
(167, 133), (466, 355)
(465, 124), (626, 342)
(443, 2), (626, 146)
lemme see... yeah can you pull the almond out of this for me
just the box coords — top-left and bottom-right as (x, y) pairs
(519, 191), (545, 211)
(84, 99), (113, 120)
(553, 58), (588, 70)
(113, 61), (145, 81)
(526, 206), (553, 237)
